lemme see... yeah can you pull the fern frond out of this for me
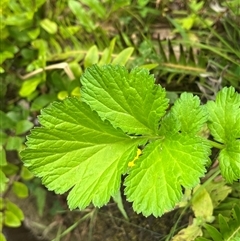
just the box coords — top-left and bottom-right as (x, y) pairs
(156, 38), (207, 83)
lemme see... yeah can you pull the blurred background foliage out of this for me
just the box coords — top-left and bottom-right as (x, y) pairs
(1, 0), (240, 241)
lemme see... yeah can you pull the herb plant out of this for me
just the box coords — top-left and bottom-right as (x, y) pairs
(20, 64), (240, 217)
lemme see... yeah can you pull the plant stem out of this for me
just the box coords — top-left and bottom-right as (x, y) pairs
(207, 140), (225, 149)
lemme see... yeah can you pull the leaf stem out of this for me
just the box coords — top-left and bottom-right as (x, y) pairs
(207, 140), (225, 149)
(130, 135), (164, 141)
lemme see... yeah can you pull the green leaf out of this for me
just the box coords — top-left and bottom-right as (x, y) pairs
(0, 232), (7, 241)
(112, 47), (134, 65)
(80, 65), (169, 135)
(21, 98), (146, 210)
(59, 25), (81, 39)
(12, 181), (29, 198)
(68, 0), (95, 31)
(1, 163), (19, 176)
(219, 140), (240, 183)
(112, 190), (129, 220)
(40, 19), (58, 34)
(6, 201), (24, 221)
(80, 0), (106, 18)
(34, 0), (46, 9)
(84, 45), (99, 68)
(71, 87), (81, 97)
(6, 136), (23, 150)
(125, 92), (210, 217)
(207, 87), (240, 182)
(225, 206), (240, 241)
(218, 214), (229, 237)
(15, 120), (34, 135)
(177, 16), (195, 30)
(0, 146), (7, 166)
(31, 93), (57, 111)
(0, 51), (14, 64)
(0, 197), (4, 209)
(20, 166), (34, 180)
(124, 133), (210, 217)
(207, 87), (240, 143)
(0, 110), (15, 129)
(19, 77), (42, 97)
(0, 170), (8, 193)
(32, 187), (47, 216)
(172, 92), (208, 135)
(57, 90), (68, 100)
(4, 201), (24, 227)
(204, 223), (223, 241)
(99, 37), (116, 65)
(27, 28), (40, 40)
(0, 132), (7, 145)
(196, 237), (210, 241)
(4, 210), (22, 227)
(69, 62), (82, 78)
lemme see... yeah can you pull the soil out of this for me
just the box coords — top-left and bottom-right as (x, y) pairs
(3, 184), (190, 241)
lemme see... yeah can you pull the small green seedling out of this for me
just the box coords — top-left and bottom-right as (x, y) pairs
(20, 65), (240, 217)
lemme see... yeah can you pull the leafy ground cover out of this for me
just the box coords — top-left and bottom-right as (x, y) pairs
(1, 0), (240, 241)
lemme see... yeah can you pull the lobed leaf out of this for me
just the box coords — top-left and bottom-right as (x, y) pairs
(207, 86), (240, 143)
(125, 92), (211, 217)
(172, 92), (208, 135)
(207, 87), (240, 182)
(80, 65), (169, 135)
(21, 98), (146, 210)
(219, 140), (240, 183)
(125, 133), (210, 217)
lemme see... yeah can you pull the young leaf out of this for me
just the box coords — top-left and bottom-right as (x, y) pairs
(80, 65), (169, 135)
(21, 98), (147, 210)
(207, 87), (240, 182)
